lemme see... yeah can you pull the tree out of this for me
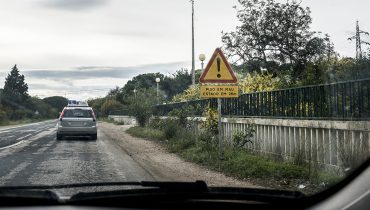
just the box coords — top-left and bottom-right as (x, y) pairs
(330, 57), (370, 81)
(161, 69), (192, 100)
(87, 97), (106, 117)
(25, 97), (54, 119)
(222, 0), (332, 81)
(108, 86), (120, 96)
(127, 89), (157, 127)
(120, 73), (164, 104)
(43, 96), (68, 112)
(3, 65), (29, 106)
(100, 99), (124, 116)
(107, 86), (125, 103)
(122, 73), (164, 95)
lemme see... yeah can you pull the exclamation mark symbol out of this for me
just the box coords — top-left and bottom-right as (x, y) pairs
(217, 57), (221, 78)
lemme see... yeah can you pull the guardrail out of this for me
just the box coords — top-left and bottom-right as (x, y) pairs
(155, 78), (370, 121)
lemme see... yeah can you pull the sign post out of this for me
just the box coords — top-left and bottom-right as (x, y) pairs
(199, 48), (238, 154)
(217, 98), (222, 152)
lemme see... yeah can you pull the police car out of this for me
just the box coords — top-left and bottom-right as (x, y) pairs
(56, 100), (97, 140)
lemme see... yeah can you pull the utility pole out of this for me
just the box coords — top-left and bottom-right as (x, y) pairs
(191, 0), (195, 85)
(348, 20), (370, 59)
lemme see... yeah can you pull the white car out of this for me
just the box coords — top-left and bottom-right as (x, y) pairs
(56, 106), (97, 140)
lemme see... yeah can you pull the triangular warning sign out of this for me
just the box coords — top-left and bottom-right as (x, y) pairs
(199, 48), (237, 83)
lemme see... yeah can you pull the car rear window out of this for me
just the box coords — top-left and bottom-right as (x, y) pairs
(64, 109), (93, 118)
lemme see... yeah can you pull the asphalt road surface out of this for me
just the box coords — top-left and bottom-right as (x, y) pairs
(0, 120), (154, 191)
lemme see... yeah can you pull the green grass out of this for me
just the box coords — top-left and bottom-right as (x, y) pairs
(99, 117), (125, 125)
(126, 126), (166, 141)
(177, 142), (309, 180)
(0, 118), (50, 127)
(126, 126), (343, 194)
(127, 126), (309, 179)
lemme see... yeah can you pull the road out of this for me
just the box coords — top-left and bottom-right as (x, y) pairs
(0, 120), (154, 189)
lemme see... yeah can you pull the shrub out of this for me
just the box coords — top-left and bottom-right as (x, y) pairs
(128, 90), (156, 127)
(126, 126), (165, 141)
(232, 124), (255, 149)
(11, 109), (34, 120)
(100, 99), (124, 117)
(167, 129), (197, 153)
(163, 119), (179, 139)
(172, 84), (200, 102)
(197, 130), (218, 149)
(0, 109), (9, 124)
(114, 121), (125, 125)
(202, 105), (218, 134)
(239, 72), (280, 93)
(149, 117), (164, 129)
(169, 105), (191, 126)
(129, 104), (153, 127)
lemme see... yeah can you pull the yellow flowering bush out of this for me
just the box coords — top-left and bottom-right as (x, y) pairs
(172, 84), (200, 102)
(202, 105), (218, 134)
(239, 72), (279, 93)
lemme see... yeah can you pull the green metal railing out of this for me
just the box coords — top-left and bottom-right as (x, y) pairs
(155, 78), (370, 120)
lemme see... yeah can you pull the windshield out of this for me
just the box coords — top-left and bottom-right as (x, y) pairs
(63, 109), (93, 118)
(0, 0), (369, 198)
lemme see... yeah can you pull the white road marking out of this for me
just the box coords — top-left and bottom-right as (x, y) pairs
(1, 135), (15, 139)
(0, 129), (55, 157)
(0, 140), (27, 150)
(16, 133), (32, 141)
(0, 130), (11, 134)
(0, 162), (30, 184)
(0, 120), (56, 133)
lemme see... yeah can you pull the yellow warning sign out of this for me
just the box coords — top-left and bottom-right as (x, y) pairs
(199, 48), (237, 83)
(200, 85), (239, 98)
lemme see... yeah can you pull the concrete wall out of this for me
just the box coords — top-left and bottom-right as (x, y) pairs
(189, 117), (370, 169)
(108, 115), (137, 125)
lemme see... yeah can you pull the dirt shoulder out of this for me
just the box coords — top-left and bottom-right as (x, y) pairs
(99, 122), (258, 188)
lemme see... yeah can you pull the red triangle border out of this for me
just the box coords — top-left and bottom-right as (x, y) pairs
(199, 48), (237, 83)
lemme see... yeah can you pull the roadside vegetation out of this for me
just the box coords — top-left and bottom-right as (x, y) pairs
(96, 0), (368, 194)
(99, 117), (125, 125)
(126, 113), (342, 195)
(2, 0), (366, 192)
(0, 65), (67, 126)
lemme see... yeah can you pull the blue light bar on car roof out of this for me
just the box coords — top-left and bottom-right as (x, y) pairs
(67, 100), (89, 107)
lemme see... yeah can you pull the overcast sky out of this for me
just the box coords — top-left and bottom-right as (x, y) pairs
(0, 0), (369, 100)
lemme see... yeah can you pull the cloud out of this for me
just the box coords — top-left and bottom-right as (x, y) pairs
(21, 62), (187, 81)
(0, 61), (187, 99)
(39, 0), (108, 10)
(0, 62), (187, 98)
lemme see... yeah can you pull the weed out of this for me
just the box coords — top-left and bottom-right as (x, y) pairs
(232, 124), (255, 149)
(126, 126), (165, 141)
(162, 119), (179, 140)
(126, 125), (343, 193)
(338, 131), (370, 172)
(114, 121), (125, 125)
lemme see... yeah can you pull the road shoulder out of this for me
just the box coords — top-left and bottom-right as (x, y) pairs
(99, 122), (257, 188)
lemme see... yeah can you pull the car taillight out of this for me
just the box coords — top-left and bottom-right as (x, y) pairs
(60, 110), (65, 121)
(91, 110), (96, 122)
